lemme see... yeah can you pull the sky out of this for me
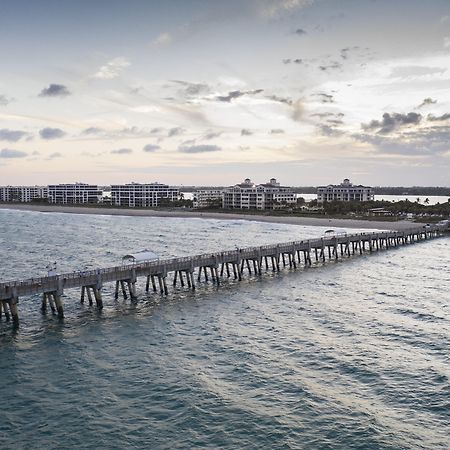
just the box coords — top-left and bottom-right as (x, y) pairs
(0, 0), (450, 187)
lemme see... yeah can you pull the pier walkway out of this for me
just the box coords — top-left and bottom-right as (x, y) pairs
(0, 224), (448, 326)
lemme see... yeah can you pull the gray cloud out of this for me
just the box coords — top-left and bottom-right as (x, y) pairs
(317, 125), (344, 137)
(291, 99), (304, 122)
(0, 148), (27, 158)
(82, 127), (104, 135)
(362, 112), (422, 134)
(282, 58), (291, 64)
(178, 144), (221, 154)
(418, 97), (437, 108)
(0, 95), (12, 106)
(319, 61), (342, 71)
(216, 89), (263, 102)
(48, 152), (62, 159)
(168, 127), (185, 137)
(270, 129), (285, 134)
(39, 84), (71, 98)
(0, 129), (31, 142)
(241, 129), (253, 136)
(39, 127), (66, 140)
(310, 112), (344, 119)
(267, 95), (293, 105)
(427, 113), (450, 121)
(111, 148), (133, 154)
(295, 28), (306, 35)
(314, 93), (334, 103)
(353, 126), (450, 156)
(390, 66), (446, 78)
(143, 144), (160, 152)
(203, 130), (222, 140)
(171, 80), (210, 97)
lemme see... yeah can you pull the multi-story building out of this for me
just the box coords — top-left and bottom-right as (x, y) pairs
(317, 179), (374, 203)
(110, 182), (180, 207)
(193, 189), (223, 208)
(0, 186), (48, 202)
(223, 178), (296, 210)
(47, 183), (101, 204)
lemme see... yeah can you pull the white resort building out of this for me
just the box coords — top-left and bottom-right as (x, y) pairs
(48, 183), (102, 204)
(0, 186), (48, 203)
(223, 178), (296, 210)
(110, 182), (180, 207)
(317, 179), (374, 203)
(193, 189), (223, 208)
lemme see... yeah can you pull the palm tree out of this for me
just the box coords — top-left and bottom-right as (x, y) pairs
(424, 198), (430, 205)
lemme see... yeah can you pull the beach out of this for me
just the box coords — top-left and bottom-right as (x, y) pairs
(0, 203), (417, 230)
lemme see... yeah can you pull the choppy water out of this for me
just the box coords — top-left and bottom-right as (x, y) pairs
(0, 209), (449, 449)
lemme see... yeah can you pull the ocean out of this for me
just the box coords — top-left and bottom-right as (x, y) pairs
(0, 209), (449, 449)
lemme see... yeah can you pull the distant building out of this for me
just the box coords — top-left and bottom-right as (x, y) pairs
(110, 182), (179, 207)
(48, 183), (102, 204)
(223, 178), (296, 210)
(193, 189), (223, 208)
(317, 179), (374, 203)
(0, 185), (48, 203)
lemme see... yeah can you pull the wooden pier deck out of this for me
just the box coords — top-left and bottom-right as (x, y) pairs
(0, 224), (448, 326)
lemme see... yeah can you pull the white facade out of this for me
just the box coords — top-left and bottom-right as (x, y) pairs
(0, 186), (48, 202)
(193, 189), (223, 208)
(223, 178), (296, 210)
(317, 179), (374, 203)
(48, 183), (101, 204)
(111, 183), (179, 207)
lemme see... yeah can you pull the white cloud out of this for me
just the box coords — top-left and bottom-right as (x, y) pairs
(444, 37), (450, 48)
(94, 57), (130, 80)
(152, 32), (172, 46)
(260, 0), (313, 18)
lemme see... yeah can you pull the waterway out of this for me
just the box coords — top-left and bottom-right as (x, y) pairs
(0, 209), (449, 449)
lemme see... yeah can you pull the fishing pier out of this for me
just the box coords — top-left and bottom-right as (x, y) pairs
(0, 224), (448, 326)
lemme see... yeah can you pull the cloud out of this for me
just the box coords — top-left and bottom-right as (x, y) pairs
(216, 89), (263, 102)
(178, 144), (221, 154)
(0, 129), (31, 142)
(427, 113), (450, 122)
(39, 127), (66, 140)
(270, 129), (285, 134)
(362, 112), (422, 134)
(94, 57), (130, 80)
(353, 126), (450, 156)
(314, 93), (334, 103)
(111, 148), (133, 154)
(48, 152), (62, 159)
(0, 148), (27, 158)
(168, 127), (185, 137)
(418, 98), (437, 108)
(390, 65), (446, 78)
(203, 130), (222, 140)
(152, 32), (172, 46)
(38, 84), (71, 97)
(444, 37), (450, 48)
(0, 95), (12, 106)
(291, 99), (304, 121)
(81, 127), (104, 135)
(294, 28), (306, 35)
(282, 58), (291, 64)
(143, 144), (160, 152)
(319, 61), (342, 71)
(241, 129), (253, 136)
(317, 125), (344, 137)
(267, 94), (293, 105)
(260, 0), (314, 18)
(310, 112), (345, 119)
(171, 80), (210, 97)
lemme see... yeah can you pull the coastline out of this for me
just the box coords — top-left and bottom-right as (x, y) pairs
(0, 203), (419, 230)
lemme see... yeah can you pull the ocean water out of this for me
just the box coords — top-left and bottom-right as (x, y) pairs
(0, 209), (449, 449)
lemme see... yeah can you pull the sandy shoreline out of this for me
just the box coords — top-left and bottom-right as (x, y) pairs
(0, 203), (417, 230)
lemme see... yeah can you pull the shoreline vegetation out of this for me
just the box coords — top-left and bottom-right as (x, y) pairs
(0, 203), (434, 230)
